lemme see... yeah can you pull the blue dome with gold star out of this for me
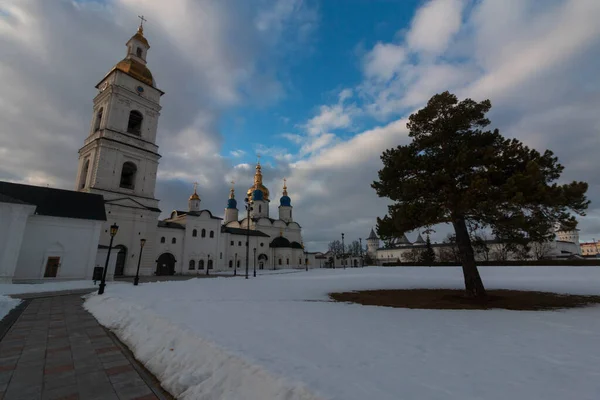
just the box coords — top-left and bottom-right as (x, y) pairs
(280, 195), (291, 207)
(252, 189), (264, 201)
(227, 198), (237, 209)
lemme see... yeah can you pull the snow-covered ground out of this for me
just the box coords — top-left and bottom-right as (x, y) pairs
(84, 267), (600, 400)
(0, 296), (21, 321)
(0, 280), (111, 296)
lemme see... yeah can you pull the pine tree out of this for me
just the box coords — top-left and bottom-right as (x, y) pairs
(420, 235), (436, 264)
(372, 92), (589, 298)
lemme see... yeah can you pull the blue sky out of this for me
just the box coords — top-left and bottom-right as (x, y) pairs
(1, 0), (600, 250)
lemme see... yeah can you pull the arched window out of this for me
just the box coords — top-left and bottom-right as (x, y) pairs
(208, 259), (213, 269)
(119, 162), (137, 189)
(201, 229), (206, 238)
(238, 241), (241, 246)
(260, 243), (264, 247)
(299, 258), (302, 265)
(220, 252), (222, 259)
(94, 108), (103, 131)
(199, 260), (205, 270)
(236, 260), (240, 268)
(79, 159), (90, 189)
(286, 258), (289, 265)
(172, 238), (176, 244)
(259, 205), (262, 213)
(278, 259), (282, 265)
(229, 260), (233, 268)
(210, 231), (214, 238)
(192, 229), (197, 237)
(127, 110), (143, 135)
(136, 47), (143, 57)
(188, 260), (195, 270)
(160, 237), (165, 243)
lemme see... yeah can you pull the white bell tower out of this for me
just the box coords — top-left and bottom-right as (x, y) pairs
(75, 19), (164, 277)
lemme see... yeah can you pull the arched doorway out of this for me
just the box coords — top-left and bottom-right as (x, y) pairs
(156, 253), (176, 276)
(114, 245), (127, 276)
(258, 254), (268, 270)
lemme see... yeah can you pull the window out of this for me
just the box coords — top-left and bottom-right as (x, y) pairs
(220, 252), (222, 259)
(259, 205), (262, 213)
(160, 237), (165, 243)
(94, 108), (103, 131)
(299, 258), (302, 265)
(136, 47), (143, 57)
(210, 231), (214, 238)
(188, 260), (195, 270)
(230, 241), (234, 246)
(201, 229), (206, 238)
(237, 260), (240, 268)
(208, 259), (213, 269)
(199, 260), (205, 270)
(238, 241), (241, 246)
(127, 110), (143, 135)
(286, 258), (289, 265)
(79, 159), (90, 189)
(192, 229), (197, 237)
(278, 259), (282, 266)
(172, 238), (176, 244)
(260, 243), (264, 247)
(119, 162), (137, 189)
(229, 260), (233, 268)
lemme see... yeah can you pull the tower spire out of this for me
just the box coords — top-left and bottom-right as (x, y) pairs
(282, 178), (288, 196)
(229, 180), (235, 199)
(137, 15), (147, 34)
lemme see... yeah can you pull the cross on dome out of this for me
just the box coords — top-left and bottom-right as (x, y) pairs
(138, 15), (147, 33)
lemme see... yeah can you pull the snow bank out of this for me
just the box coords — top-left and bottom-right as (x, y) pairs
(0, 296), (21, 320)
(0, 280), (101, 295)
(84, 267), (600, 400)
(85, 294), (324, 400)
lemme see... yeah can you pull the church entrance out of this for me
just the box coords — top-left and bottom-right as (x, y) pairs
(258, 254), (268, 270)
(114, 245), (127, 276)
(156, 253), (176, 276)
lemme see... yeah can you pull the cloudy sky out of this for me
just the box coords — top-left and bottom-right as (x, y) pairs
(1, 0), (600, 251)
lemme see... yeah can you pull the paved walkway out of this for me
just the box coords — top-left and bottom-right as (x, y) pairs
(0, 295), (173, 400)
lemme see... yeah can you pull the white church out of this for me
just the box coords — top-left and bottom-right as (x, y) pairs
(0, 24), (315, 282)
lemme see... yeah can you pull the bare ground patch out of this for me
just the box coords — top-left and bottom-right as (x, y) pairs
(329, 289), (600, 311)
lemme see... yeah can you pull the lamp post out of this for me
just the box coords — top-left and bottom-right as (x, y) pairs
(244, 197), (252, 280)
(234, 253), (237, 276)
(206, 254), (210, 276)
(253, 247), (257, 277)
(133, 238), (146, 286)
(341, 233), (345, 269)
(99, 223), (119, 295)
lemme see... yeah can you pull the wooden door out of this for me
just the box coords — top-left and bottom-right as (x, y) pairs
(44, 257), (60, 278)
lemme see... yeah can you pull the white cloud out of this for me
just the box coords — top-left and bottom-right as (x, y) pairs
(230, 149), (246, 158)
(406, 0), (465, 55)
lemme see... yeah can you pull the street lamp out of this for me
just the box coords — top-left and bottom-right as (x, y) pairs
(234, 253), (237, 276)
(99, 223), (119, 295)
(244, 197), (252, 280)
(341, 233), (345, 270)
(206, 254), (210, 276)
(133, 238), (146, 286)
(253, 247), (257, 277)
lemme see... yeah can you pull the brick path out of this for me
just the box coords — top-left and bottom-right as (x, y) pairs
(0, 295), (172, 400)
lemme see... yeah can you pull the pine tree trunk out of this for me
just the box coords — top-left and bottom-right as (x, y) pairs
(452, 216), (487, 298)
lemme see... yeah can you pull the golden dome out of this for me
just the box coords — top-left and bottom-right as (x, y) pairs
(189, 183), (200, 201)
(110, 58), (154, 86)
(247, 162), (270, 201)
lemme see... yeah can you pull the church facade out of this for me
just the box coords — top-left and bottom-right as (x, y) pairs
(76, 25), (315, 277)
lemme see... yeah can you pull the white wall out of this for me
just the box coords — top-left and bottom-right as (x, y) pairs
(0, 202), (36, 282)
(13, 215), (102, 281)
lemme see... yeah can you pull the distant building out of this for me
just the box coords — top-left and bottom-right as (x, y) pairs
(365, 226), (582, 264)
(580, 240), (600, 257)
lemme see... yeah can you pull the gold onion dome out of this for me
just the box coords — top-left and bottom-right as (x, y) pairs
(247, 162), (270, 201)
(189, 183), (200, 201)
